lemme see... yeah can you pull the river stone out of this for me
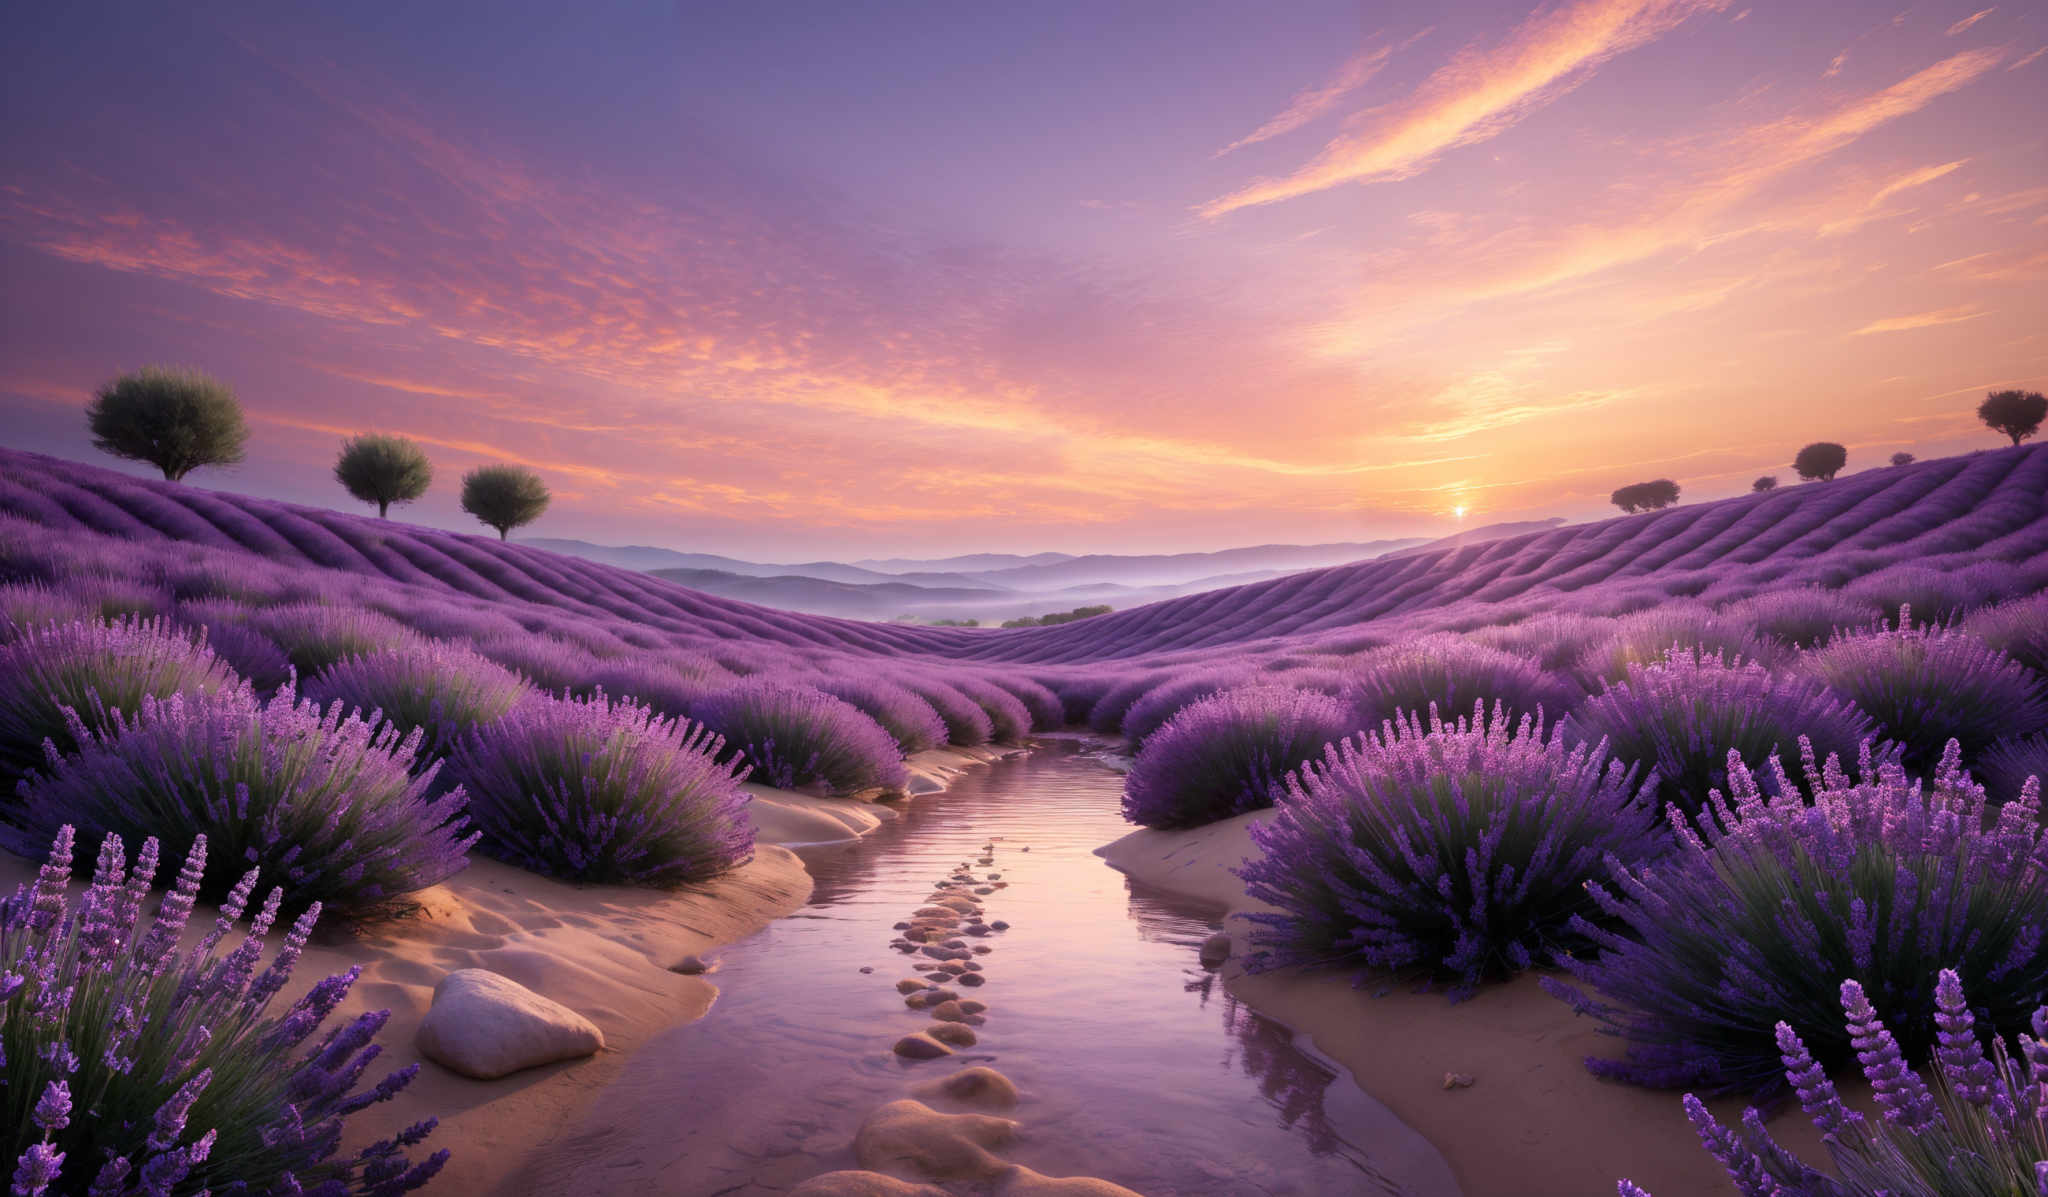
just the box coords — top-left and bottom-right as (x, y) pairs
(1199, 932), (1233, 967)
(853, 1100), (1015, 1182)
(893, 1032), (954, 1060)
(990, 921), (1010, 931)
(789, 1171), (946, 1197)
(914, 1066), (1020, 1110)
(973, 946), (993, 955)
(927, 1022), (978, 1047)
(995, 1167), (1146, 1196)
(415, 969), (602, 1080)
(959, 999), (987, 1014)
(897, 978), (931, 994)
(958, 973), (986, 987)
(928, 999), (970, 1022)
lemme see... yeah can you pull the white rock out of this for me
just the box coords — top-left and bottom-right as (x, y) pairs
(415, 969), (603, 1080)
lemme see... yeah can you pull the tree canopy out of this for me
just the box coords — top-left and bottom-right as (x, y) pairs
(1978, 390), (2047, 447)
(460, 464), (550, 540)
(1751, 476), (1778, 493)
(1610, 479), (1681, 514)
(334, 434), (433, 517)
(1793, 442), (1847, 482)
(85, 368), (248, 481)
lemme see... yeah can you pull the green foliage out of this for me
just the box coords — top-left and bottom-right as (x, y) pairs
(1001, 605), (1114, 628)
(333, 434), (433, 517)
(459, 464), (550, 540)
(85, 368), (248, 481)
(1610, 479), (1681, 514)
(1978, 389), (2047, 446)
(1794, 442), (1848, 482)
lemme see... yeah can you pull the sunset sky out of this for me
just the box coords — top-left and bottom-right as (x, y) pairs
(3, 1), (2044, 559)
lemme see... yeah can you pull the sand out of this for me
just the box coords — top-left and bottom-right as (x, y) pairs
(1096, 812), (1842, 1197)
(0, 745), (1008, 1197)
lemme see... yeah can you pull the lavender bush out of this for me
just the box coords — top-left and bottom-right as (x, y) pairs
(304, 642), (534, 760)
(693, 679), (907, 794)
(471, 634), (595, 696)
(446, 692), (752, 885)
(812, 676), (949, 754)
(1575, 604), (1774, 684)
(1843, 562), (2011, 625)
(1801, 608), (2048, 771)
(1239, 703), (1660, 996)
(59, 573), (169, 622)
(1, 828), (446, 1195)
(12, 686), (474, 916)
(199, 623), (295, 694)
(580, 658), (721, 722)
(1343, 636), (1581, 730)
(892, 675), (994, 747)
(1964, 592), (2048, 678)
(1548, 744), (2048, 1095)
(1121, 685), (1354, 829)
(0, 584), (82, 642)
(254, 603), (417, 677)
(944, 674), (1032, 744)
(981, 674), (1065, 731)
(1470, 613), (1618, 672)
(1087, 671), (1170, 735)
(1625, 971), (2048, 1197)
(0, 617), (237, 780)
(1120, 667), (1257, 749)
(1721, 587), (1879, 651)
(1976, 734), (2048, 804)
(1566, 649), (1881, 818)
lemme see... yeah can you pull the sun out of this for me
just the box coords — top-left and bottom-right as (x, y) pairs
(1452, 504), (1468, 520)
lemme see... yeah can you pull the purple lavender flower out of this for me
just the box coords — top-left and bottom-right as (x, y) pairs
(0, 616), (236, 780)
(1237, 701), (1663, 997)
(1547, 740), (2048, 1095)
(1344, 634), (1582, 731)
(303, 640), (534, 760)
(0, 829), (442, 1194)
(1574, 603), (1776, 685)
(10, 684), (474, 916)
(1565, 648), (1882, 818)
(811, 675), (949, 753)
(1801, 608), (2048, 772)
(1122, 685), (1355, 829)
(692, 679), (908, 794)
(447, 690), (754, 884)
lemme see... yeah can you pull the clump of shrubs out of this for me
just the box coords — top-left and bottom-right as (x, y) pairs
(472, 633), (596, 695)
(11, 685), (475, 916)
(255, 601), (417, 676)
(0, 616), (237, 780)
(447, 692), (752, 885)
(944, 674), (1032, 743)
(981, 673), (1065, 731)
(813, 675), (949, 754)
(1566, 649), (1880, 818)
(0, 827), (447, 1195)
(1239, 703), (1660, 997)
(581, 657), (722, 722)
(1121, 685), (1354, 829)
(1974, 733), (2047, 803)
(1119, 667), (1257, 750)
(304, 641), (534, 760)
(892, 675), (995, 746)
(1344, 635), (1580, 730)
(201, 621), (295, 693)
(1547, 743), (2048, 1096)
(1087, 671), (1170, 735)
(1574, 604), (1773, 684)
(1469, 613), (1617, 672)
(1626, 971), (2048, 1197)
(693, 680), (907, 794)
(1800, 608), (2048, 771)
(1719, 586), (1877, 650)
(0, 583), (82, 641)
(1963, 591), (2048, 677)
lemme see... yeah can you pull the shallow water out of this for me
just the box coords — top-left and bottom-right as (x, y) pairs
(521, 738), (1456, 1196)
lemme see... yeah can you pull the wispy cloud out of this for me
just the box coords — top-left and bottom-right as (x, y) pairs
(2011, 46), (2047, 70)
(1852, 304), (1990, 335)
(1215, 45), (1396, 157)
(1198, 0), (1727, 218)
(1818, 158), (1968, 234)
(1946, 7), (1995, 36)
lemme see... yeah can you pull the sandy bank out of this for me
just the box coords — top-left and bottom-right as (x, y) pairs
(0, 744), (1010, 1196)
(1096, 813), (1837, 1197)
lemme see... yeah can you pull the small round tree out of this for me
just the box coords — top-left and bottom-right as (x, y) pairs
(1978, 389), (2047, 447)
(1888, 451), (1914, 467)
(1751, 475), (1778, 493)
(333, 434), (433, 518)
(85, 367), (248, 481)
(1792, 442), (1846, 482)
(460, 464), (550, 540)
(1610, 479), (1681, 514)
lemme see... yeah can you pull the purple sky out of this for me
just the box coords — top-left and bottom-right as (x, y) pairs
(3, 0), (2044, 559)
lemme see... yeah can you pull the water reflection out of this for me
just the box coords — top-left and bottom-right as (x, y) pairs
(515, 739), (1454, 1196)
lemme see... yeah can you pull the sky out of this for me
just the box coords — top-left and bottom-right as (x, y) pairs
(2, 0), (2044, 560)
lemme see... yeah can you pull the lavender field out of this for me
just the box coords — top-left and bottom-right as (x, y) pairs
(3, 441), (2048, 1196)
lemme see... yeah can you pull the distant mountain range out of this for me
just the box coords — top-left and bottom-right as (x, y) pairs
(518, 523), (1565, 622)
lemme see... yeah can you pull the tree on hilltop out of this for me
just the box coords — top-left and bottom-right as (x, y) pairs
(1979, 389), (2047, 446)
(334, 434), (434, 518)
(86, 367), (248, 481)
(461, 464), (550, 540)
(1610, 479), (1681, 514)
(1751, 476), (1778, 493)
(1793, 442), (1847, 482)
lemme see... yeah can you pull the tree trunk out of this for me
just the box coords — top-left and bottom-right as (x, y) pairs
(499, 527), (508, 540)
(378, 499), (390, 518)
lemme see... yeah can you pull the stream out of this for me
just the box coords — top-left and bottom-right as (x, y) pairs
(518, 737), (1458, 1196)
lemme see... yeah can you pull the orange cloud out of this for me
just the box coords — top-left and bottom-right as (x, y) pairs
(1199, 0), (1727, 217)
(1215, 44), (1397, 157)
(1946, 7), (1995, 36)
(1851, 304), (1990, 335)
